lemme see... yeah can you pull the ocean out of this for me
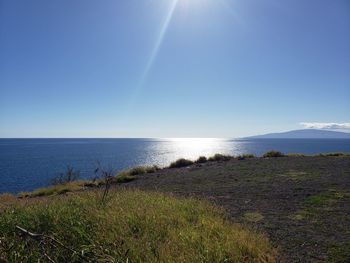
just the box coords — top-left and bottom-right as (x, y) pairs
(1, 138), (350, 193)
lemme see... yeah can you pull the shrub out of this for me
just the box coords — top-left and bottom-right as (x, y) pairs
(237, 154), (255, 160)
(169, 158), (194, 168)
(115, 175), (136, 183)
(145, 165), (160, 173)
(0, 190), (276, 262)
(195, 156), (207, 163)
(51, 165), (80, 185)
(112, 166), (159, 185)
(93, 163), (116, 204)
(129, 165), (159, 175)
(263, 151), (285, 158)
(129, 166), (148, 175)
(208, 153), (232, 162)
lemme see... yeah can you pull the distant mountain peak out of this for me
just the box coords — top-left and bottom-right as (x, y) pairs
(245, 129), (350, 139)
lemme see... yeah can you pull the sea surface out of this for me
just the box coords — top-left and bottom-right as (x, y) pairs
(1, 138), (350, 194)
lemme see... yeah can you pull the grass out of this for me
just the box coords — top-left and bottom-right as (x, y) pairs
(263, 151), (285, 158)
(128, 165), (159, 175)
(2, 154), (350, 262)
(169, 158), (194, 168)
(18, 181), (87, 198)
(237, 154), (256, 160)
(327, 242), (350, 263)
(304, 189), (350, 209)
(112, 166), (159, 184)
(18, 166), (161, 198)
(305, 192), (334, 207)
(0, 194), (17, 212)
(291, 189), (350, 220)
(208, 153), (232, 162)
(0, 190), (276, 263)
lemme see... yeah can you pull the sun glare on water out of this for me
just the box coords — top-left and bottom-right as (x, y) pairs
(167, 138), (231, 160)
(170, 138), (221, 148)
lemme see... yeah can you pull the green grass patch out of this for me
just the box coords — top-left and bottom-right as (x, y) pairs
(0, 190), (276, 262)
(291, 189), (350, 220)
(304, 190), (349, 208)
(305, 193), (333, 207)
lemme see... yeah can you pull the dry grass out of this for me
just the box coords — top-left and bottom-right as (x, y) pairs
(18, 181), (88, 198)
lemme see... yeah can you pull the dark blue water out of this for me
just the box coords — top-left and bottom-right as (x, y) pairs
(1, 138), (349, 194)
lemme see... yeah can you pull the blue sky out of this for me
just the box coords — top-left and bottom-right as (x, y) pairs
(0, 0), (349, 138)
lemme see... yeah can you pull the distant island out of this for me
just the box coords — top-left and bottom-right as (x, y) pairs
(245, 129), (350, 139)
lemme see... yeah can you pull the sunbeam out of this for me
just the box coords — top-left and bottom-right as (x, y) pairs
(121, 0), (179, 120)
(139, 0), (179, 86)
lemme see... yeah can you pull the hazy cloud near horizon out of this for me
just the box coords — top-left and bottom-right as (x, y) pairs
(300, 122), (350, 130)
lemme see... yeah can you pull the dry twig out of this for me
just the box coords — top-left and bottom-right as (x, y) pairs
(15, 225), (89, 262)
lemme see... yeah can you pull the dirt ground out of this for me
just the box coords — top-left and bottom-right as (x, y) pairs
(121, 156), (350, 262)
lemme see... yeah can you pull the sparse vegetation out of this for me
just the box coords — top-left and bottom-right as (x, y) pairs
(112, 166), (159, 184)
(129, 165), (159, 175)
(113, 170), (137, 184)
(208, 153), (232, 162)
(0, 190), (276, 263)
(317, 152), (350, 157)
(93, 163), (115, 204)
(304, 189), (350, 210)
(18, 181), (86, 198)
(51, 165), (80, 185)
(115, 174), (136, 183)
(237, 154), (255, 160)
(169, 158), (194, 168)
(263, 151), (285, 158)
(195, 156), (207, 163)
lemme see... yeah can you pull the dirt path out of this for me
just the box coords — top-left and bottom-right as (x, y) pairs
(122, 156), (350, 262)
